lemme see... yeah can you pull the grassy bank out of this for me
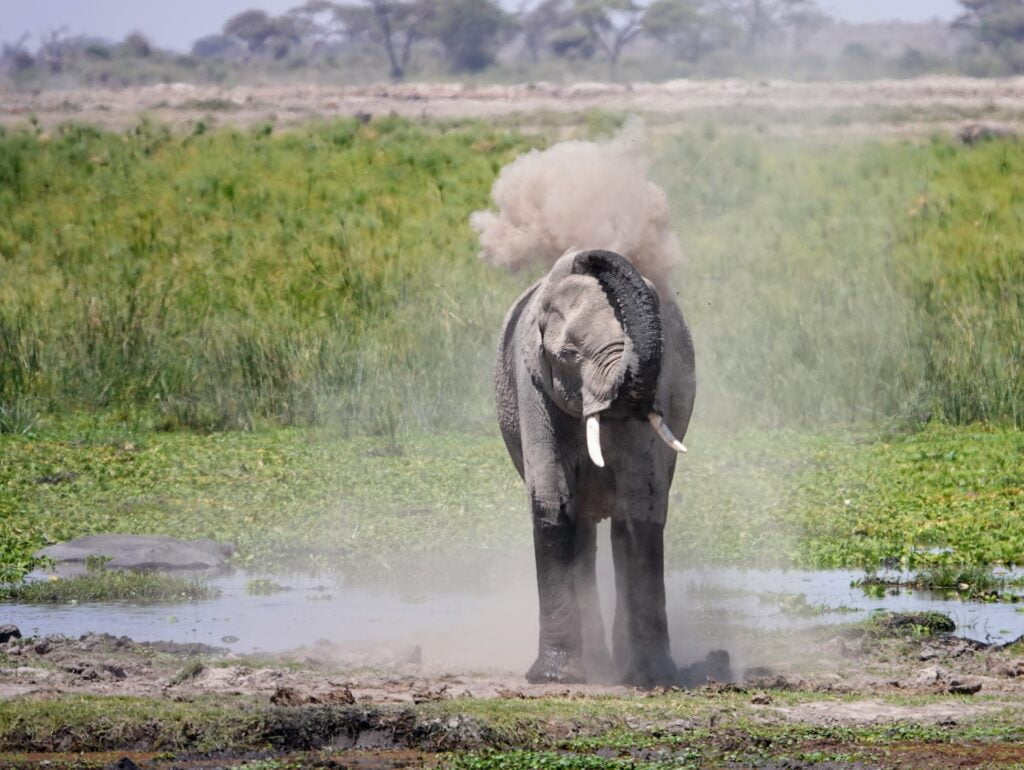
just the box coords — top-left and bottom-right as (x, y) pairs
(1, 420), (1021, 580)
(1, 117), (1022, 433)
(2, 687), (1024, 768)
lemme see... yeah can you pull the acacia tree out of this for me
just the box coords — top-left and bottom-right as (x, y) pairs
(642, 0), (737, 61)
(723, 0), (823, 52)
(573, 0), (647, 79)
(331, 0), (435, 80)
(955, 0), (1024, 71)
(433, 0), (508, 71)
(517, 0), (570, 62)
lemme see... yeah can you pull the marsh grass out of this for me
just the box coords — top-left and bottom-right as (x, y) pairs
(0, 570), (217, 603)
(1, 117), (1022, 434)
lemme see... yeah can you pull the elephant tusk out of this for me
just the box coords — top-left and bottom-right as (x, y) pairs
(648, 412), (687, 454)
(585, 415), (605, 468)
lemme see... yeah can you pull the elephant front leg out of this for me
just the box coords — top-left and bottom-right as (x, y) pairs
(611, 517), (676, 688)
(527, 504), (585, 684)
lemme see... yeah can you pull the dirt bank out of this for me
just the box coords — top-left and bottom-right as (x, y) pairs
(3, 77), (1024, 135)
(1, 620), (1024, 767)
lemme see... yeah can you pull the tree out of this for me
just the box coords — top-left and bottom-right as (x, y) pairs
(305, 0), (434, 80)
(223, 9), (302, 58)
(725, 0), (824, 53)
(955, 0), (1024, 71)
(517, 0), (570, 62)
(573, 0), (647, 79)
(642, 0), (736, 61)
(432, 0), (508, 72)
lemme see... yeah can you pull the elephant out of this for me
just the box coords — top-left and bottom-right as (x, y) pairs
(494, 248), (696, 687)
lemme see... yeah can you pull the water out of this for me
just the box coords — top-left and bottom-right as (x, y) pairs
(1, 568), (1021, 667)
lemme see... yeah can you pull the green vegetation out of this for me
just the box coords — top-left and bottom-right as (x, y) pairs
(0, 420), (1020, 581)
(2, 690), (1023, 767)
(857, 564), (1024, 602)
(0, 117), (535, 434)
(1, 116), (1022, 580)
(0, 569), (216, 603)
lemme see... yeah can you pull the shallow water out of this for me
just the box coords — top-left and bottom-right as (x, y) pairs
(2, 567), (1022, 668)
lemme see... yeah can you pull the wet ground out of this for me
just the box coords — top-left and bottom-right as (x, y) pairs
(6, 567), (1023, 664)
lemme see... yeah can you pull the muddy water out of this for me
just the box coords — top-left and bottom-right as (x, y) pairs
(3, 567), (1022, 669)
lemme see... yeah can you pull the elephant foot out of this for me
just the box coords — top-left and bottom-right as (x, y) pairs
(677, 649), (733, 689)
(526, 646), (586, 684)
(621, 651), (679, 689)
(583, 645), (616, 684)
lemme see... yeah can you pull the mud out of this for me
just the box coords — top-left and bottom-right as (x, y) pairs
(3, 77), (1024, 135)
(2, 624), (1023, 710)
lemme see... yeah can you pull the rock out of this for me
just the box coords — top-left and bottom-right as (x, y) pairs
(947, 679), (983, 695)
(108, 758), (139, 770)
(912, 666), (945, 687)
(270, 685), (355, 706)
(750, 692), (773, 705)
(959, 123), (1019, 145)
(33, 639), (51, 655)
(35, 470), (78, 485)
(0, 625), (21, 643)
(678, 649), (733, 688)
(35, 534), (235, 571)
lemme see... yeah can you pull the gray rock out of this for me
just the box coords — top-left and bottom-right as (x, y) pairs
(0, 625), (21, 643)
(35, 534), (234, 571)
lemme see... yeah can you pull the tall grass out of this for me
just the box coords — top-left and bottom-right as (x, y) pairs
(659, 129), (1024, 427)
(0, 117), (1021, 432)
(0, 117), (535, 433)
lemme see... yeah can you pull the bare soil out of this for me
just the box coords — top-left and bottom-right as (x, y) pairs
(1, 627), (1021, 708)
(2, 624), (1024, 767)
(3, 77), (1024, 136)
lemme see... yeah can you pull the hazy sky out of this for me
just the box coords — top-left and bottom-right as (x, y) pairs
(5, 0), (964, 52)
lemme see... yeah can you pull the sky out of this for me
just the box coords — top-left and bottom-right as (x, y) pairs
(4, 0), (964, 52)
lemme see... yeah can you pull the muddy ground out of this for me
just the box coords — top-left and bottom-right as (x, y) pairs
(2, 619), (1024, 768)
(3, 76), (1024, 136)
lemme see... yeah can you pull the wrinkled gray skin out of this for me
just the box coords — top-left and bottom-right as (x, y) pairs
(495, 249), (696, 687)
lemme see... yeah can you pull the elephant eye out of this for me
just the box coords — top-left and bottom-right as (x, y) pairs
(559, 346), (580, 361)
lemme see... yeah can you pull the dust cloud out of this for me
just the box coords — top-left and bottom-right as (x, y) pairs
(470, 118), (681, 289)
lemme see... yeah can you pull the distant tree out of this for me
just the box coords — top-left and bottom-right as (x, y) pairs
(516, 0), (570, 62)
(303, 0), (434, 79)
(191, 34), (242, 58)
(432, 0), (508, 71)
(223, 9), (302, 57)
(642, 0), (737, 61)
(955, 0), (1024, 71)
(724, 0), (825, 53)
(0, 33), (35, 75)
(224, 9), (277, 52)
(573, 0), (647, 79)
(121, 32), (153, 58)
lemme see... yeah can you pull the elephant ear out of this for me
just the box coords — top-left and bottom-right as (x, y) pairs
(571, 250), (663, 409)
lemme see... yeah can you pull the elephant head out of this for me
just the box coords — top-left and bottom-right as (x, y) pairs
(533, 249), (687, 467)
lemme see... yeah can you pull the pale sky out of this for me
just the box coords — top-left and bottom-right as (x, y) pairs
(4, 0), (964, 52)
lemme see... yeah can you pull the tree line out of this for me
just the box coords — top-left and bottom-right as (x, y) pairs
(3, 0), (1024, 83)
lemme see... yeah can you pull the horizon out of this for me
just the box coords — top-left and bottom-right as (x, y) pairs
(5, 0), (963, 53)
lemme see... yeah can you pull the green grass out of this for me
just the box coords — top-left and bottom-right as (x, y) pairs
(1, 117), (1022, 434)
(0, 419), (1021, 580)
(0, 569), (216, 603)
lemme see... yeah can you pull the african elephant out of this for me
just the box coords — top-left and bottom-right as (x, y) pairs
(495, 249), (696, 687)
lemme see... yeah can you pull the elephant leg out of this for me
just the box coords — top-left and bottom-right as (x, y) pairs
(526, 504), (585, 684)
(610, 517), (676, 688)
(574, 519), (612, 681)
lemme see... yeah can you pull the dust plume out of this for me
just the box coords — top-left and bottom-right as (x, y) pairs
(470, 118), (681, 288)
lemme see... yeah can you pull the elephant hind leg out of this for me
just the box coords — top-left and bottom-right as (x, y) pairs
(574, 519), (612, 681)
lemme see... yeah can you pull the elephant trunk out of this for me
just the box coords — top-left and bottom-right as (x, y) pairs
(571, 250), (663, 417)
